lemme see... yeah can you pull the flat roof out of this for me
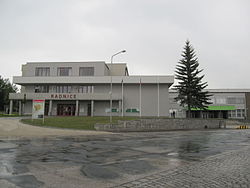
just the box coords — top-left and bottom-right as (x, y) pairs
(169, 89), (250, 93)
(25, 61), (106, 64)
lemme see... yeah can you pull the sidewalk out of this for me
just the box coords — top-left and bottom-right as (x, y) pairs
(0, 118), (111, 138)
(114, 146), (250, 188)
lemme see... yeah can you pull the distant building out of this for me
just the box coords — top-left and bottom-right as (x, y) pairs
(169, 89), (250, 119)
(9, 61), (174, 117)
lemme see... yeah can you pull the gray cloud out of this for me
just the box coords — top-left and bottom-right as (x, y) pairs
(0, 0), (249, 88)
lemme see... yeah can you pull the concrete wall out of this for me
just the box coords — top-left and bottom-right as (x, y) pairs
(94, 101), (119, 116)
(92, 83), (169, 116)
(79, 101), (88, 116)
(95, 119), (225, 132)
(23, 101), (32, 115)
(21, 62), (129, 77)
(22, 62), (108, 77)
(13, 83), (171, 117)
(106, 64), (127, 76)
(104, 65), (110, 76)
(100, 84), (169, 117)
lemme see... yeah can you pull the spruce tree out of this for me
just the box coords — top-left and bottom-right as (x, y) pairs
(174, 40), (211, 118)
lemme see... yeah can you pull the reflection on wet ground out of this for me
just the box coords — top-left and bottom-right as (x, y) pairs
(0, 129), (250, 188)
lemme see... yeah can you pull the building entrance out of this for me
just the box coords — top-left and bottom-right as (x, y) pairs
(57, 104), (76, 116)
(190, 110), (229, 119)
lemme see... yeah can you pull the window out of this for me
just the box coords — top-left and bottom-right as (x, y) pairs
(57, 67), (72, 76)
(237, 109), (242, 117)
(79, 67), (94, 76)
(56, 86), (72, 93)
(34, 85), (49, 93)
(227, 97), (245, 104)
(235, 109), (246, 118)
(215, 98), (226, 104)
(236, 98), (244, 104)
(105, 108), (119, 113)
(242, 109), (245, 117)
(231, 110), (236, 118)
(51, 86), (56, 93)
(78, 86), (94, 93)
(35, 67), (50, 76)
(126, 108), (140, 113)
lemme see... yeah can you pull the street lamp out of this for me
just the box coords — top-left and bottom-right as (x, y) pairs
(110, 50), (126, 124)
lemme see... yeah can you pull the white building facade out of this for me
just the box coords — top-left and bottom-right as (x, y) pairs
(9, 61), (174, 117)
(169, 89), (250, 119)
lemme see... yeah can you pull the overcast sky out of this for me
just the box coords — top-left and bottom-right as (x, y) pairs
(0, 0), (249, 88)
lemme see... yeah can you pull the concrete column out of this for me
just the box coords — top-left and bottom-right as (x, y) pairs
(75, 100), (79, 116)
(91, 100), (94, 117)
(49, 100), (53, 116)
(22, 103), (25, 115)
(118, 100), (122, 116)
(19, 101), (22, 115)
(9, 100), (13, 115)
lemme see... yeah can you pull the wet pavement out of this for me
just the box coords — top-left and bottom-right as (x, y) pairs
(0, 129), (250, 188)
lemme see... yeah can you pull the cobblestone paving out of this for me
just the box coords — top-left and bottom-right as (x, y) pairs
(114, 146), (250, 188)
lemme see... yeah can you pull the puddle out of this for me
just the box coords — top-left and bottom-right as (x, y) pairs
(5, 175), (44, 188)
(81, 164), (119, 179)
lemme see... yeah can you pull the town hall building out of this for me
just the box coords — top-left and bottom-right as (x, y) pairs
(9, 61), (174, 117)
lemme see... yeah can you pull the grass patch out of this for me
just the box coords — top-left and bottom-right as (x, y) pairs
(21, 116), (139, 130)
(0, 113), (22, 117)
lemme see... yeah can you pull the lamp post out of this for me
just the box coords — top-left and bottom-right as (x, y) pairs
(110, 50), (126, 124)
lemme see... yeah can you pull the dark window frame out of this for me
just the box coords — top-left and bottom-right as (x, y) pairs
(57, 67), (72, 76)
(35, 67), (50, 76)
(79, 67), (94, 76)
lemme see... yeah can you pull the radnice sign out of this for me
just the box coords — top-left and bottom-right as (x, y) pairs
(50, 94), (77, 99)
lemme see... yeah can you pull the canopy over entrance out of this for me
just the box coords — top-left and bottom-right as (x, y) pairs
(191, 106), (236, 111)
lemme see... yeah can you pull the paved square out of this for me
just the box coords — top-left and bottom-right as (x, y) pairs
(0, 120), (250, 188)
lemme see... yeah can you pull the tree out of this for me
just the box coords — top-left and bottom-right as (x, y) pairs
(174, 40), (211, 118)
(0, 76), (17, 112)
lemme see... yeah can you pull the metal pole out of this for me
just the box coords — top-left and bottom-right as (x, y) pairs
(110, 56), (113, 124)
(110, 50), (126, 124)
(157, 77), (160, 117)
(43, 100), (45, 124)
(121, 79), (124, 117)
(139, 78), (142, 117)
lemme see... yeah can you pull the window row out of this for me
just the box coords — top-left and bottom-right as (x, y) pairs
(34, 85), (94, 93)
(228, 109), (245, 118)
(35, 67), (94, 76)
(209, 97), (245, 105)
(104, 108), (140, 113)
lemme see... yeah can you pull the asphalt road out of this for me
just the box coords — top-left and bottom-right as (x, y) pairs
(0, 129), (250, 188)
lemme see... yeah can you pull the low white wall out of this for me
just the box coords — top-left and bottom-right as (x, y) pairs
(95, 119), (225, 132)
